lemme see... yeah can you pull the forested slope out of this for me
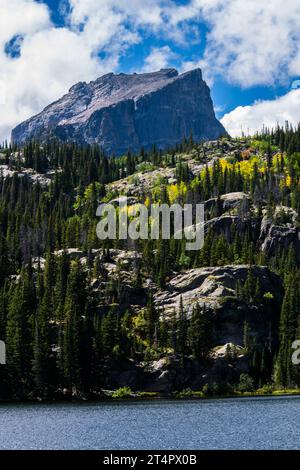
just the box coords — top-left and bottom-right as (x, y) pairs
(0, 127), (300, 399)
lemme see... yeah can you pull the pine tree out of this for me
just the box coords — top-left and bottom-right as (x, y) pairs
(188, 303), (213, 360)
(243, 321), (250, 352)
(32, 296), (50, 395)
(6, 268), (36, 395)
(101, 308), (119, 357)
(144, 294), (159, 347)
(276, 273), (300, 387)
(177, 296), (188, 362)
(61, 260), (87, 389)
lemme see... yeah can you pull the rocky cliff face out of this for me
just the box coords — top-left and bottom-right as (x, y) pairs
(11, 68), (226, 155)
(32, 249), (282, 393)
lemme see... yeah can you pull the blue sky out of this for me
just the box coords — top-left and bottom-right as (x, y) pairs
(1, 0), (300, 141)
(44, 0), (292, 117)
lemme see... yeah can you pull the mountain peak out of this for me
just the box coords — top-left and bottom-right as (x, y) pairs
(11, 68), (226, 154)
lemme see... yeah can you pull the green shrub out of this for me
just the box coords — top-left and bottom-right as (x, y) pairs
(202, 383), (218, 396)
(174, 388), (194, 398)
(202, 381), (233, 396)
(237, 374), (255, 393)
(112, 387), (133, 398)
(256, 384), (274, 395)
(137, 392), (159, 398)
(136, 162), (155, 172)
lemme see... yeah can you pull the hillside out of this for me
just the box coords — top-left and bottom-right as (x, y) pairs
(0, 130), (300, 399)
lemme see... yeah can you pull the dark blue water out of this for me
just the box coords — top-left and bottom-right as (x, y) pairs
(0, 396), (300, 449)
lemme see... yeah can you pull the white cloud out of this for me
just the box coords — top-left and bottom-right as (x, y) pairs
(0, 0), (50, 48)
(142, 46), (177, 72)
(0, 1), (111, 142)
(221, 89), (300, 137)
(2, 0), (300, 143)
(180, 0), (300, 87)
(0, 0), (191, 142)
(1, 27), (105, 127)
(68, 0), (185, 40)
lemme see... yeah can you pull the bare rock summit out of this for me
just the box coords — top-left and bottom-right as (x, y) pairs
(11, 68), (226, 155)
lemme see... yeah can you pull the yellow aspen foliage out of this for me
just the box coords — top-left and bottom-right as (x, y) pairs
(272, 153), (282, 167)
(167, 184), (179, 204)
(127, 204), (143, 217)
(179, 181), (187, 197)
(167, 182), (187, 204)
(190, 177), (200, 191)
(219, 159), (232, 172)
(285, 175), (292, 187)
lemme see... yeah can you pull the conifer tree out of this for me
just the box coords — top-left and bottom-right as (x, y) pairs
(177, 296), (188, 362)
(61, 260), (87, 389)
(188, 303), (213, 360)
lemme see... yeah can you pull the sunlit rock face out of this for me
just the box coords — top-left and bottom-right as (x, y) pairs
(11, 68), (226, 155)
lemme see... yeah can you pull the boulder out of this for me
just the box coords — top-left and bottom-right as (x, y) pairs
(260, 208), (300, 260)
(140, 355), (248, 392)
(205, 215), (260, 242)
(155, 265), (283, 346)
(261, 224), (300, 259)
(205, 192), (250, 214)
(155, 265), (282, 311)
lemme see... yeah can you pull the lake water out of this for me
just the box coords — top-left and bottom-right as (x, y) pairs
(0, 396), (300, 450)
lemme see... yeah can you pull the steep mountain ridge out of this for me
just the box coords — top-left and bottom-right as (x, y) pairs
(11, 68), (226, 155)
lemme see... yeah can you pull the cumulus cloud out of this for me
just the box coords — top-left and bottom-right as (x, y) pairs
(1, 0), (300, 142)
(68, 0), (191, 44)
(181, 0), (300, 87)
(70, 0), (300, 88)
(221, 89), (300, 137)
(1, 27), (106, 136)
(142, 46), (177, 72)
(0, 0), (191, 142)
(0, 0), (110, 142)
(0, 0), (50, 48)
